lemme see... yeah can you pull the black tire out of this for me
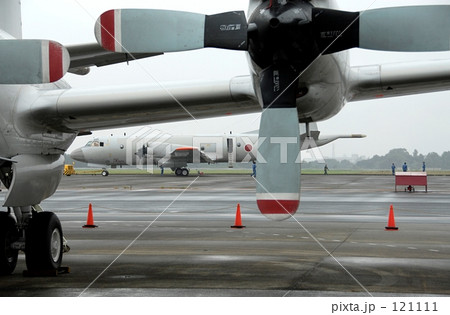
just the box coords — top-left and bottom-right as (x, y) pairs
(0, 213), (19, 275)
(175, 168), (182, 176)
(101, 170), (109, 176)
(25, 212), (63, 271)
(181, 168), (189, 176)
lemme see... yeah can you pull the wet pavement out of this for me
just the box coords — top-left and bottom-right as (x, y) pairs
(1, 174), (450, 297)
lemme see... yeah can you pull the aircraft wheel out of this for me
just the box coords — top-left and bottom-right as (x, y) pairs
(0, 212), (19, 275)
(25, 212), (63, 271)
(101, 170), (109, 176)
(175, 168), (182, 176)
(181, 168), (189, 176)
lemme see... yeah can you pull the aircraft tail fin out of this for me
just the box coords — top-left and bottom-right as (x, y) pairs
(0, 0), (22, 39)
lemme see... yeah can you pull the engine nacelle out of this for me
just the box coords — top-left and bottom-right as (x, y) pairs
(3, 154), (64, 207)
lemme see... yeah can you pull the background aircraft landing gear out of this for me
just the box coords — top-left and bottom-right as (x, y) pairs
(25, 212), (63, 272)
(0, 212), (19, 275)
(175, 168), (189, 176)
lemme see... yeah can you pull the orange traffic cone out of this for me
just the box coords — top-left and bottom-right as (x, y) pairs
(83, 203), (98, 228)
(231, 203), (245, 229)
(385, 204), (398, 230)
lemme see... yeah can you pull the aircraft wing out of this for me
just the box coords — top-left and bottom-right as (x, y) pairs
(37, 43), (257, 132)
(34, 75), (258, 132)
(66, 42), (161, 75)
(348, 59), (450, 102)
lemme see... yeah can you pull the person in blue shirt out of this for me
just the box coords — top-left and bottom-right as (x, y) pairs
(251, 160), (256, 177)
(391, 163), (396, 175)
(402, 162), (408, 172)
(422, 161), (426, 172)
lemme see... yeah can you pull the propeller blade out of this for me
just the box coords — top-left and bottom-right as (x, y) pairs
(256, 64), (301, 221)
(0, 40), (69, 84)
(95, 9), (248, 53)
(359, 6), (450, 52)
(313, 5), (450, 54)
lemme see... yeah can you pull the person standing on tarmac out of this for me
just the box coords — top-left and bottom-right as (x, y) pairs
(402, 162), (408, 172)
(251, 160), (256, 177)
(391, 163), (396, 175)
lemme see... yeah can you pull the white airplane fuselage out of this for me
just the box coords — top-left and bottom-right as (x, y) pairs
(70, 127), (363, 169)
(72, 133), (260, 167)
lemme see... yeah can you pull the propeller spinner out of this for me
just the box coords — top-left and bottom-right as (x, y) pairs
(95, 0), (450, 220)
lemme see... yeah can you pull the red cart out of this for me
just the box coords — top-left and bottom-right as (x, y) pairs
(395, 172), (427, 192)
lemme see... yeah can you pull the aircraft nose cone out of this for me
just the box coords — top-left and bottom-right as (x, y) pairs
(70, 148), (86, 162)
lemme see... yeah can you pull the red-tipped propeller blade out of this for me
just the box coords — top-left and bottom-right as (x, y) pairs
(0, 40), (69, 84)
(255, 64), (301, 221)
(95, 9), (248, 53)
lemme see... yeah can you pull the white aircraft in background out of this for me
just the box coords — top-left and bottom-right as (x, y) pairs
(1, 0), (450, 275)
(70, 123), (365, 176)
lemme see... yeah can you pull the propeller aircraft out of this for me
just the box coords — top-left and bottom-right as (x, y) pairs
(0, 0), (449, 275)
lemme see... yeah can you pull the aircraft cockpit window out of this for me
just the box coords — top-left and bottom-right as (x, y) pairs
(100, 142), (104, 147)
(85, 141), (93, 147)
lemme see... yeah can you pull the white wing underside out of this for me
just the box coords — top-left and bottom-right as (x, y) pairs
(33, 54), (450, 133)
(34, 75), (258, 131)
(348, 58), (450, 102)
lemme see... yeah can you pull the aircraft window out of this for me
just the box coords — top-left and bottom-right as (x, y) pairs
(93, 141), (100, 147)
(200, 146), (205, 150)
(120, 145), (124, 149)
(100, 142), (104, 147)
(85, 141), (93, 147)
(237, 142), (241, 147)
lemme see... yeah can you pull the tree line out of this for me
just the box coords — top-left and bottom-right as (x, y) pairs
(303, 148), (450, 171)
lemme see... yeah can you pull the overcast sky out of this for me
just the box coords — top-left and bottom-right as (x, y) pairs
(20, 0), (450, 159)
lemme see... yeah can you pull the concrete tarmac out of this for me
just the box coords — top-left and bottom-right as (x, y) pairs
(1, 173), (450, 297)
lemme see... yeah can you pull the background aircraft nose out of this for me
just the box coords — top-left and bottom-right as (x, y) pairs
(70, 148), (86, 162)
